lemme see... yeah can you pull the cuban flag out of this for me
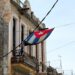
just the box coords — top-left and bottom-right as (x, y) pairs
(23, 28), (54, 45)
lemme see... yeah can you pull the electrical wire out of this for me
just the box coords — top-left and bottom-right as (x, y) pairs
(0, 22), (75, 32)
(0, 0), (58, 59)
(48, 41), (75, 53)
(55, 23), (75, 28)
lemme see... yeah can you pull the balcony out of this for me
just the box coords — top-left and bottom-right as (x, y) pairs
(11, 49), (38, 70)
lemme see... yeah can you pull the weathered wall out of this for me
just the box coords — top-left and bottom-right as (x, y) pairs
(0, 17), (8, 75)
(0, 0), (12, 23)
(0, 17), (4, 75)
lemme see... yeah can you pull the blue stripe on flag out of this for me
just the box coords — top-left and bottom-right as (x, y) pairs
(33, 38), (39, 44)
(28, 34), (36, 44)
(26, 33), (34, 41)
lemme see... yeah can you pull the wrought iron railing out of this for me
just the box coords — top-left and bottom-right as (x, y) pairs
(11, 49), (38, 70)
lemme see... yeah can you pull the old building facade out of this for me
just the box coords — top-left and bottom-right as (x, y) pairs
(0, 0), (47, 75)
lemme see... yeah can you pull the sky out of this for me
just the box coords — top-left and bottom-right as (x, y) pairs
(22, 0), (75, 74)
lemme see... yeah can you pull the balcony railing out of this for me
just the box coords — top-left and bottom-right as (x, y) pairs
(11, 49), (39, 70)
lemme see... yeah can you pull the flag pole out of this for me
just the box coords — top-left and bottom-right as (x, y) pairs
(33, 0), (58, 32)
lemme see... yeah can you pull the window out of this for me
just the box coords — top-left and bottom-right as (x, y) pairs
(36, 45), (38, 59)
(41, 42), (44, 72)
(13, 18), (16, 56)
(29, 45), (32, 56)
(21, 25), (24, 41)
(21, 25), (24, 55)
(35, 44), (39, 72)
